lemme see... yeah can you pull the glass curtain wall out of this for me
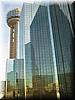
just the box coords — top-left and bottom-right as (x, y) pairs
(19, 3), (39, 97)
(49, 4), (73, 97)
(30, 5), (56, 97)
(30, 4), (73, 98)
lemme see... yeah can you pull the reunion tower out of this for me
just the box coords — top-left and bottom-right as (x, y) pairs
(7, 8), (20, 58)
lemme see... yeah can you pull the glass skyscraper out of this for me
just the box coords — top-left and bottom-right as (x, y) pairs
(30, 4), (74, 98)
(49, 4), (73, 97)
(19, 3), (39, 97)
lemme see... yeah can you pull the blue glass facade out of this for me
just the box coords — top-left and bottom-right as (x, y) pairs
(19, 3), (39, 97)
(30, 4), (73, 97)
(30, 5), (56, 96)
(49, 5), (73, 96)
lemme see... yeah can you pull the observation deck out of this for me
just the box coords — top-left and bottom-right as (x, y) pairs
(7, 8), (20, 27)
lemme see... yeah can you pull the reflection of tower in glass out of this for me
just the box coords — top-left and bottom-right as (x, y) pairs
(7, 8), (20, 58)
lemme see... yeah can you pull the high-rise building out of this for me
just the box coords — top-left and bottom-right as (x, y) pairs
(30, 4), (74, 98)
(19, 3), (39, 97)
(7, 8), (20, 58)
(49, 4), (74, 97)
(30, 5), (57, 97)
(19, 3), (39, 59)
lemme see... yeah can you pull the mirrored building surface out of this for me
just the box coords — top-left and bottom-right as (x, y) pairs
(30, 4), (74, 98)
(19, 3), (39, 97)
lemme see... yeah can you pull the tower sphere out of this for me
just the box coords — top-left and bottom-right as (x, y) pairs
(7, 8), (20, 27)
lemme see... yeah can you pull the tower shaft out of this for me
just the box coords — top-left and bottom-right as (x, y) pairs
(10, 24), (17, 58)
(7, 8), (20, 58)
